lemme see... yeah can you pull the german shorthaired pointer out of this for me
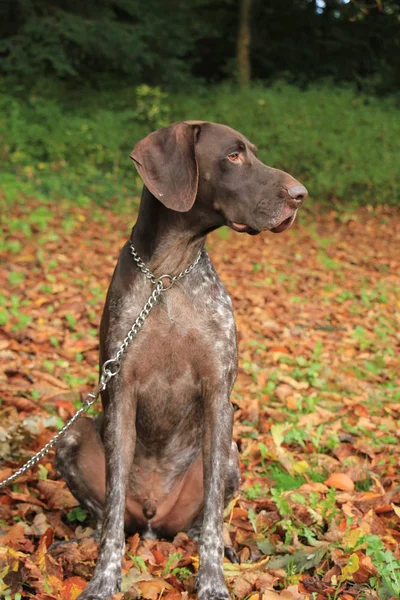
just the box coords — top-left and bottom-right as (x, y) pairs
(56, 121), (307, 600)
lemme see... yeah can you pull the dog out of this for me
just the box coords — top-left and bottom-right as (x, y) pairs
(56, 120), (307, 600)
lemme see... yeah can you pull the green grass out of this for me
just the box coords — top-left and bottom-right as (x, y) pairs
(0, 80), (399, 208)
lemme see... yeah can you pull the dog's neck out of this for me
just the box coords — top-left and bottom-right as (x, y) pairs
(130, 186), (223, 276)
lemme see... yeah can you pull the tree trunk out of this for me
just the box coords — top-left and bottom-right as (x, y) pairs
(237, 0), (252, 88)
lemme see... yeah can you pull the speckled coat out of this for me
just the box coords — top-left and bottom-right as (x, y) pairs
(56, 120), (307, 600)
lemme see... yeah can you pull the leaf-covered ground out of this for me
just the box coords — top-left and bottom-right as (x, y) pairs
(0, 198), (399, 600)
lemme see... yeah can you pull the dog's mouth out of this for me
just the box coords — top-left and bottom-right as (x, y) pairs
(270, 212), (296, 234)
(228, 221), (260, 236)
(228, 212), (296, 236)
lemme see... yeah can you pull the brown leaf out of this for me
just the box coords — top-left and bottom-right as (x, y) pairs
(254, 573), (279, 592)
(1, 394), (39, 411)
(127, 533), (141, 555)
(274, 384), (293, 403)
(161, 592), (184, 600)
(136, 579), (174, 600)
(0, 522), (34, 552)
(284, 585), (308, 600)
(37, 480), (79, 509)
(31, 370), (70, 390)
(233, 573), (258, 599)
(353, 553), (377, 584)
(10, 491), (47, 508)
(277, 375), (309, 390)
(262, 592), (288, 600)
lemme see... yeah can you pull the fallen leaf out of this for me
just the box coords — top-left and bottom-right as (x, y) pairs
(262, 592), (286, 600)
(233, 573), (258, 599)
(61, 576), (87, 600)
(37, 480), (79, 509)
(137, 578), (174, 600)
(325, 473), (355, 491)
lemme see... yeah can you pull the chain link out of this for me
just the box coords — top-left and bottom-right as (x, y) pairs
(0, 381), (105, 490)
(0, 245), (202, 490)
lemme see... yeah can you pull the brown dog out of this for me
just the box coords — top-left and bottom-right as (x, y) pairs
(56, 121), (307, 600)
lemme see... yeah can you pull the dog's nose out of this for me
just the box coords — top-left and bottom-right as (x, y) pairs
(288, 184), (308, 207)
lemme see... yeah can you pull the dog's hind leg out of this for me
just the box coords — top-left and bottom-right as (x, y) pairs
(225, 440), (241, 503)
(55, 416), (106, 525)
(223, 440), (241, 564)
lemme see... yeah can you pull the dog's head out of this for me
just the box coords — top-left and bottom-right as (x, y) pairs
(131, 121), (307, 235)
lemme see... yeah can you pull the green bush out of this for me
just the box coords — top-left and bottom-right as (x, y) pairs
(0, 81), (398, 207)
(0, 84), (171, 205)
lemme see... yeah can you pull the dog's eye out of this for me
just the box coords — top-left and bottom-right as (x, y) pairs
(227, 152), (240, 162)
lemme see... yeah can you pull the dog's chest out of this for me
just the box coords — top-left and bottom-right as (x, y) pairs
(104, 267), (231, 453)
(111, 256), (237, 378)
(134, 282), (234, 379)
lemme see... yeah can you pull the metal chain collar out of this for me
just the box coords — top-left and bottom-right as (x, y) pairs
(0, 244), (202, 490)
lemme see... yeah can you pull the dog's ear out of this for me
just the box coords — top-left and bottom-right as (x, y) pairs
(130, 122), (201, 213)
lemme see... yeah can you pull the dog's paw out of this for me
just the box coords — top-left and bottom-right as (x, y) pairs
(77, 588), (116, 600)
(197, 570), (230, 600)
(224, 544), (239, 564)
(198, 588), (231, 600)
(77, 574), (121, 600)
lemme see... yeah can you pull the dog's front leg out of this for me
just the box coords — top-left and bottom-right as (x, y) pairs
(197, 387), (234, 600)
(79, 384), (136, 600)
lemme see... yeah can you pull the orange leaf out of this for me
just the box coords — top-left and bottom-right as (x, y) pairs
(325, 473), (354, 491)
(152, 548), (166, 565)
(61, 576), (87, 600)
(0, 522), (34, 552)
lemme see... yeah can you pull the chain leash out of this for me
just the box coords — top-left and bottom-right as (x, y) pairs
(0, 245), (202, 490)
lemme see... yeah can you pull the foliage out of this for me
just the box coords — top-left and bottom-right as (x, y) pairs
(0, 83), (171, 206)
(0, 0), (203, 85)
(249, 0), (400, 94)
(0, 81), (398, 207)
(364, 535), (400, 597)
(0, 0), (399, 93)
(0, 197), (399, 598)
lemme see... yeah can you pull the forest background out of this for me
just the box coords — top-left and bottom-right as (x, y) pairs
(1, 2), (400, 600)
